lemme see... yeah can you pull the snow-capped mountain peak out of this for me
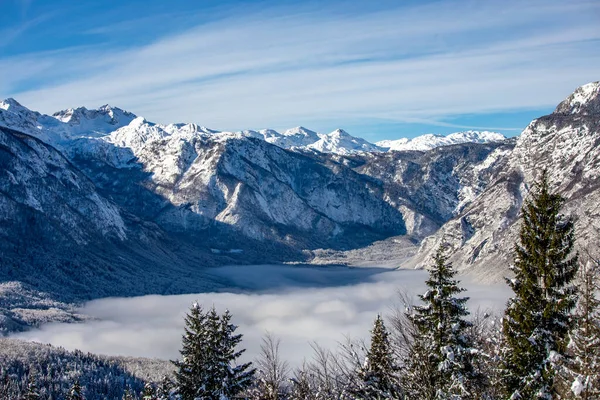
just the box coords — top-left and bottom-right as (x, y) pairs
(554, 81), (600, 115)
(1, 98), (29, 112)
(52, 104), (137, 136)
(282, 126), (316, 137)
(308, 128), (382, 154)
(0, 99), (511, 156)
(376, 130), (506, 152)
(258, 129), (281, 140)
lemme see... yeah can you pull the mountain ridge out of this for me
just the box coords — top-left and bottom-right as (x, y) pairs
(0, 97), (507, 155)
(407, 81), (600, 282)
(0, 81), (598, 324)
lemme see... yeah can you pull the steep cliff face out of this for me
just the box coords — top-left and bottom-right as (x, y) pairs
(0, 126), (260, 302)
(324, 140), (514, 238)
(0, 126), (126, 245)
(69, 125), (407, 248)
(67, 118), (509, 246)
(0, 82), (598, 295)
(409, 82), (600, 281)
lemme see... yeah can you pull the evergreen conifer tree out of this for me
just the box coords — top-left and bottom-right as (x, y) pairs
(501, 170), (579, 398)
(156, 376), (172, 400)
(354, 315), (401, 399)
(403, 244), (480, 399)
(559, 260), (600, 398)
(218, 309), (255, 398)
(173, 303), (255, 400)
(142, 382), (157, 400)
(173, 303), (208, 399)
(24, 371), (40, 400)
(67, 380), (84, 400)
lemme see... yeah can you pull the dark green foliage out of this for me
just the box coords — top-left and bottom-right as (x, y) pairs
(156, 376), (173, 400)
(403, 245), (480, 399)
(67, 380), (85, 400)
(557, 260), (600, 398)
(142, 381), (157, 400)
(173, 304), (207, 399)
(24, 371), (41, 400)
(173, 304), (255, 400)
(354, 315), (401, 399)
(501, 170), (579, 398)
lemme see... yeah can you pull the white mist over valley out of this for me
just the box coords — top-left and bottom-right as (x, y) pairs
(1, 0), (599, 397)
(13, 265), (511, 367)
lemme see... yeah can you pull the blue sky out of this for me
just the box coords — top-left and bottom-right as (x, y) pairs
(1, 0), (598, 141)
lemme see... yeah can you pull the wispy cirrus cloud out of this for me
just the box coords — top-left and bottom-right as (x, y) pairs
(1, 0), (599, 137)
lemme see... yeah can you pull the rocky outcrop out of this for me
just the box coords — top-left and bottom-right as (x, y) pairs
(407, 81), (600, 282)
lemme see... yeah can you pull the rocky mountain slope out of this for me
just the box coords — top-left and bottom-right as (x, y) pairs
(407, 81), (600, 282)
(0, 81), (598, 309)
(0, 98), (512, 250)
(0, 98), (511, 310)
(0, 124), (251, 304)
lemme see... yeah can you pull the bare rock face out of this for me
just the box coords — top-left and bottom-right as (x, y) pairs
(0, 81), (598, 301)
(0, 125), (126, 245)
(408, 82), (600, 282)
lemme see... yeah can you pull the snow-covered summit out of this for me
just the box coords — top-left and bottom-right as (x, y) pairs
(376, 131), (506, 152)
(308, 129), (383, 154)
(52, 104), (137, 136)
(554, 81), (600, 116)
(0, 99), (512, 156)
(235, 127), (320, 148)
(1, 98), (32, 113)
(275, 126), (320, 148)
(0, 99), (139, 144)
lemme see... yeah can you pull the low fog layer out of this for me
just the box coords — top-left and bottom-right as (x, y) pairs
(14, 265), (512, 367)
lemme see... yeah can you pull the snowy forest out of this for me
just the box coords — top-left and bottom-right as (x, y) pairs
(1, 171), (599, 399)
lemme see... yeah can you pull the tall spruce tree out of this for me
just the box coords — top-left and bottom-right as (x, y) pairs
(403, 244), (480, 399)
(217, 309), (255, 398)
(354, 315), (401, 399)
(173, 304), (255, 400)
(501, 170), (579, 399)
(67, 380), (84, 400)
(560, 260), (600, 398)
(173, 302), (208, 400)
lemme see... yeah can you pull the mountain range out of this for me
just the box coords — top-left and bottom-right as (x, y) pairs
(0, 81), (599, 328)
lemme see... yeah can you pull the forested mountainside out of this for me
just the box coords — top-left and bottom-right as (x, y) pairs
(0, 338), (172, 399)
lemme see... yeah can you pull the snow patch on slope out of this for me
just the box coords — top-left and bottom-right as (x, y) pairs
(308, 129), (383, 154)
(377, 131), (506, 152)
(554, 81), (600, 115)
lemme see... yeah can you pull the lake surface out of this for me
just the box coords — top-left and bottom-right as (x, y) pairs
(13, 264), (511, 367)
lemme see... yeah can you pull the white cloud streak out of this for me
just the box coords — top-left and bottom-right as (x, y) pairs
(13, 265), (511, 368)
(1, 0), (599, 133)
